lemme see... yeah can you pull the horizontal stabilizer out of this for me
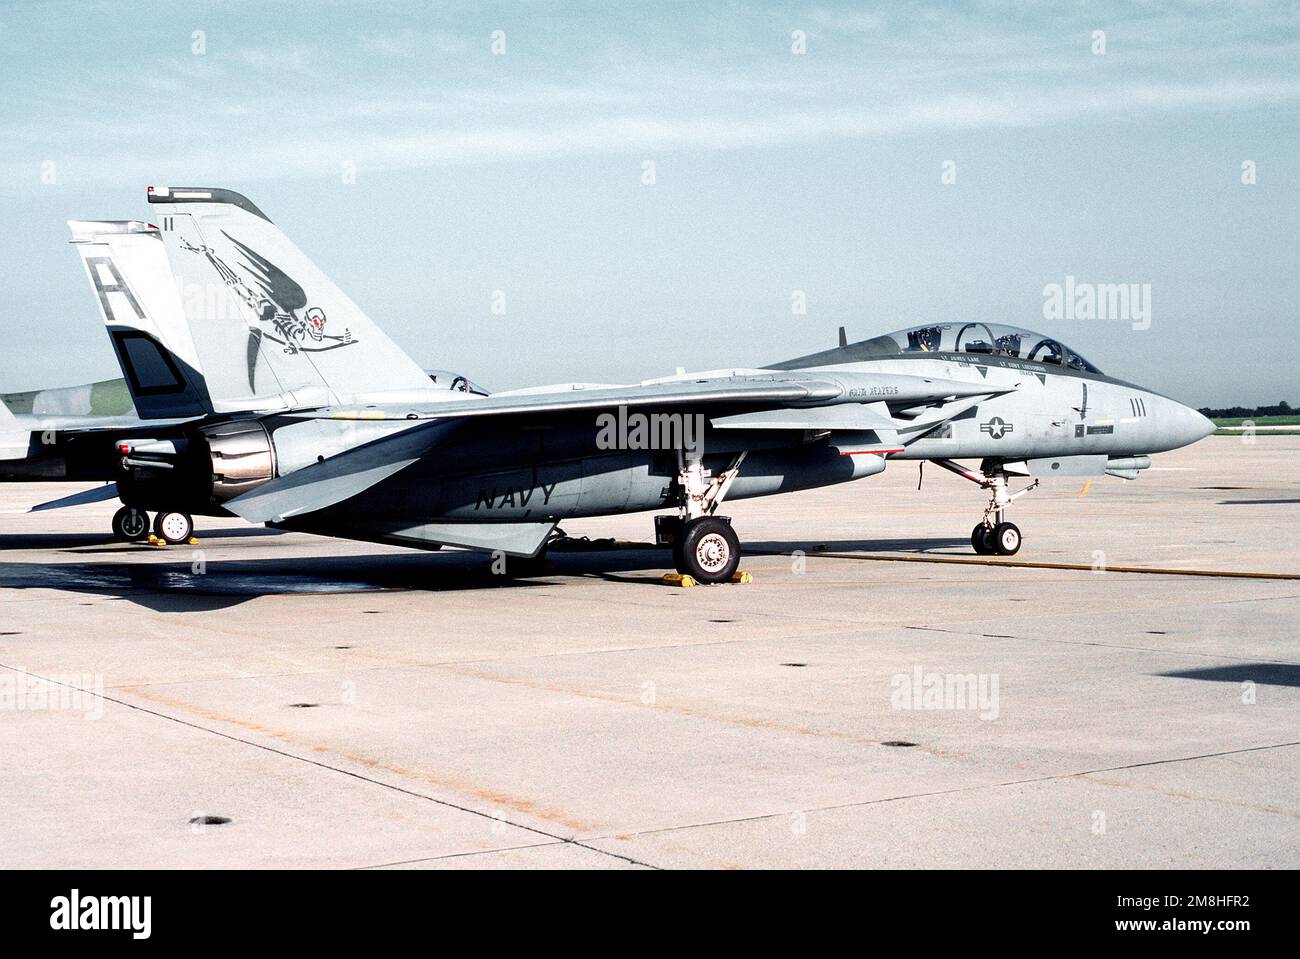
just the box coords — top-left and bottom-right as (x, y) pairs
(1, 413), (198, 434)
(226, 419), (459, 524)
(29, 483), (119, 512)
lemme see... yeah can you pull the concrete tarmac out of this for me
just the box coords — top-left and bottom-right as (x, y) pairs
(1, 435), (1296, 868)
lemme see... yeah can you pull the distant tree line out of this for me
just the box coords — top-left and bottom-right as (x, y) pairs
(1197, 400), (1293, 418)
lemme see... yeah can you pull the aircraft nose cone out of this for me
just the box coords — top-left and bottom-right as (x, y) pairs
(1166, 401), (1216, 448)
(1147, 397), (1215, 450)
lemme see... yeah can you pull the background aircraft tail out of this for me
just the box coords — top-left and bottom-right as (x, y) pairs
(144, 186), (432, 411)
(69, 220), (211, 419)
(0, 395), (30, 461)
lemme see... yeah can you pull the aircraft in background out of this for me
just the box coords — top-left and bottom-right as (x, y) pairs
(0, 376), (157, 537)
(1, 348), (480, 542)
(22, 186), (1212, 581)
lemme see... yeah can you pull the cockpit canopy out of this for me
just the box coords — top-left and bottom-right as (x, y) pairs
(869, 322), (1101, 373)
(425, 369), (490, 395)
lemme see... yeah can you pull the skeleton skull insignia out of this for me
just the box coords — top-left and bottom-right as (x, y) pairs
(178, 233), (356, 356)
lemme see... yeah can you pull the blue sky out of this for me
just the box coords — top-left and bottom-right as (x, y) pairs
(0, 0), (1296, 406)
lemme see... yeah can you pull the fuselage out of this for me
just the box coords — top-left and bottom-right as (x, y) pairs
(70, 321), (1213, 551)
(284, 338), (1213, 534)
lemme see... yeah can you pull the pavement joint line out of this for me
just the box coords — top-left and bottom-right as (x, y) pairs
(579, 740), (1300, 847)
(1213, 593), (1300, 606)
(0, 661), (660, 871)
(355, 839), (585, 870)
(904, 624), (1300, 665)
(755, 549), (1300, 581)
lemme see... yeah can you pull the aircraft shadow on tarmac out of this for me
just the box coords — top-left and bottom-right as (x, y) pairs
(1156, 664), (1300, 688)
(0, 536), (966, 612)
(744, 537), (970, 555)
(0, 527), (285, 552)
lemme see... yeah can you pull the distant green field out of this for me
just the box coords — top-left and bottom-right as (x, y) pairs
(1212, 415), (1300, 427)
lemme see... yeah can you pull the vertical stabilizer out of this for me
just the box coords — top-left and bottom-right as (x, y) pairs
(69, 220), (210, 419)
(146, 186), (432, 408)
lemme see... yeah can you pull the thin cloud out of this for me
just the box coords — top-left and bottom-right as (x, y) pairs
(0, 1), (1296, 189)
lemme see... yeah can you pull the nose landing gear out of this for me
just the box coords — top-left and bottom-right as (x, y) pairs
(971, 520), (1021, 556)
(935, 459), (1037, 556)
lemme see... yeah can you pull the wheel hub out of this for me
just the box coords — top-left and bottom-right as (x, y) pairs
(695, 533), (730, 573)
(161, 515), (188, 539)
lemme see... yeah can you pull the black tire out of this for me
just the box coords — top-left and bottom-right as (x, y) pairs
(153, 511), (194, 545)
(678, 517), (741, 584)
(112, 507), (150, 542)
(991, 521), (1021, 556)
(970, 523), (994, 555)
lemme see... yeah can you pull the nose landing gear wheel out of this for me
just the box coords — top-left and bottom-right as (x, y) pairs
(970, 523), (995, 555)
(153, 511), (194, 546)
(991, 521), (1021, 556)
(676, 517), (741, 584)
(112, 507), (150, 542)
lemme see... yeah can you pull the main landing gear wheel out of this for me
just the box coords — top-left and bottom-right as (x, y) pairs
(676, 517), (741, 585)
(112, 507), (150, 542)
(670, 534), (687, 573)
(991, 521), (1021, 556)
(153, 511), (194, 546)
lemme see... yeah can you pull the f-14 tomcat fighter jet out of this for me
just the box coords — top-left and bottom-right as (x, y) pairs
(61, 186), (1213, 582)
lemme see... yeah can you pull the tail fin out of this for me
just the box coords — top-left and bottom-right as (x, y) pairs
(69, 220), (211, 419)
(145, 186), (432, 408)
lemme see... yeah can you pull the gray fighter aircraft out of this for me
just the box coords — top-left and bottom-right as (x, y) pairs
(0, 377), (152, 534)
(1, 376), (134, 481)
(0, 354), (477, 541)
(39, 185), (1212, 582)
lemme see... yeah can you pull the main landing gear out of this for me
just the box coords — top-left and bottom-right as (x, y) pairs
(656, 452), (747, 585)
(111, 506), (150, 542)
(152, 510), (195, 546)
(110, 507), (196, 546)
(932, 459), (1038, 557)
